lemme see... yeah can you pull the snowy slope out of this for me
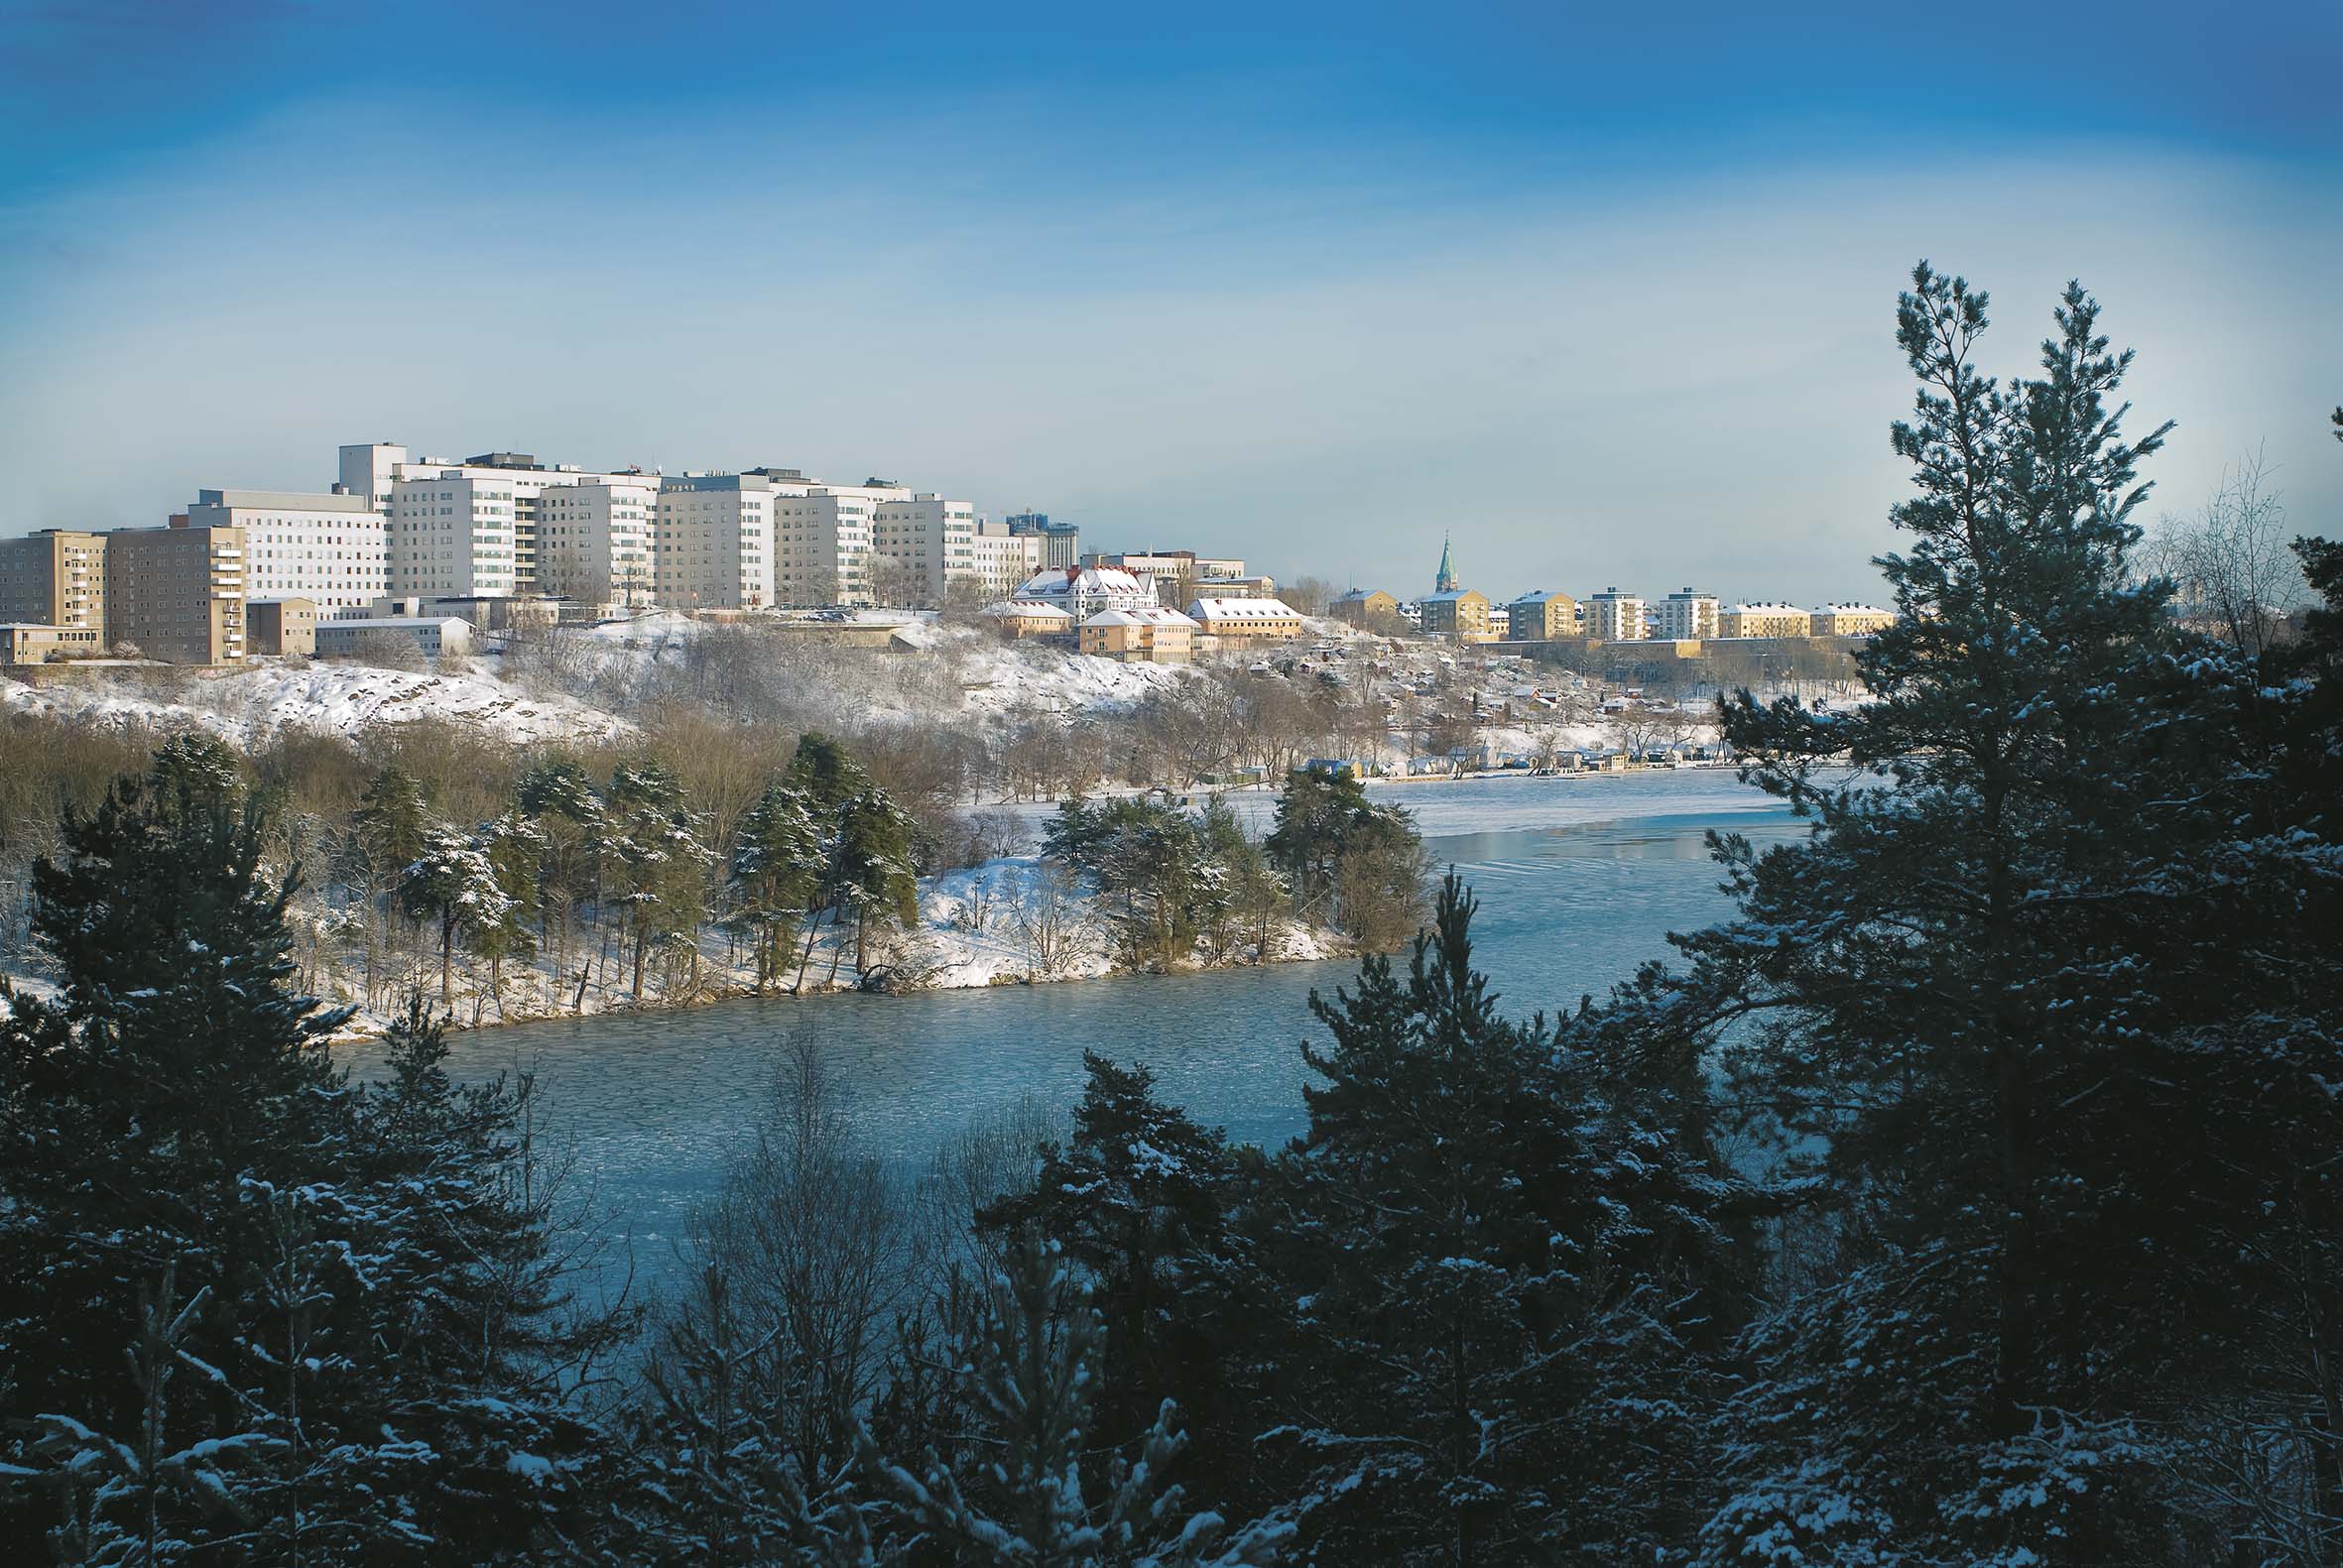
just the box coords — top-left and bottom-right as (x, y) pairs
(0, 663), (634, 747)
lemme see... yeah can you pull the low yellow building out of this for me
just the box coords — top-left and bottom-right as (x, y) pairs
(2, 623), (106, 664)
(1417, 588), (1490, 640)
(987, 600), (1076, 639)
(1812, 603), (1894, 637)
(1718, 602), (1813, 639)
(1079, 606), (1196, 663)
(248, 597), (320, 657)
(1185, 595), (1304, 645)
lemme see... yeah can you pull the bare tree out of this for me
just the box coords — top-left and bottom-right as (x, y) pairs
(2145, 448), (2308, 658)
(865, 554), (930, 611)
(657, 1037), (914, 1485)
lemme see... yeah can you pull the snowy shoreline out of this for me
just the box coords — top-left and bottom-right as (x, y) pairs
(313, 766), (1779, 1042)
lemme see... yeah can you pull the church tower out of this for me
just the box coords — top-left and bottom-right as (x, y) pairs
(1434, 533), (1458, 593)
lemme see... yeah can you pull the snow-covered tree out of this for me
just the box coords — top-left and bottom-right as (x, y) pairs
(399, 821), (513, 1005)
(729, 781), (827, 991)
(1667, 267), (2343, 1563)
(1250, 874), (1745, 1563)
(870, 1227), (1290, 1567)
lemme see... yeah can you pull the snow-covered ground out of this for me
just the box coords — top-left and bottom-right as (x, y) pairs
(1, 662), (633, 747)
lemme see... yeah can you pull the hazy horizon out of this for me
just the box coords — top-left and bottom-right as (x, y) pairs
(3, 1), (2336, 605)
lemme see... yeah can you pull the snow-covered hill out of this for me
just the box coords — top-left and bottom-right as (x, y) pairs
(0, 662), (634, 747)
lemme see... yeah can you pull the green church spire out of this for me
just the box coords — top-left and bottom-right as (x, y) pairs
(1435, 533), (1457, 593)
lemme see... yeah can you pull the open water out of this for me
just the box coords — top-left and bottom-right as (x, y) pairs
(338, 769), (1804, 1280)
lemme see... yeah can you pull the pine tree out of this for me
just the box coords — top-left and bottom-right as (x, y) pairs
(1252, 875), (1744, 1563)
(0, 740), (348, 1430)
(729, 780), (827, 991)
(597, 759), (716, 1000)
(398, 820), (514, 1005)
(1676, 267), (2343, 1563)
(982, 1055), (1249, 1467)
(868, 1228), (1290, 1567)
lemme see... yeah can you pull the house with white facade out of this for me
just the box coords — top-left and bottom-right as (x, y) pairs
(1012, 564), (1158, 618)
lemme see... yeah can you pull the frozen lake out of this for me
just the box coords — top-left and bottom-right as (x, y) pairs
(337, 769), (1804, 1290)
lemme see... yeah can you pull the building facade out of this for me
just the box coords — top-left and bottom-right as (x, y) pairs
(1505, 590), (1579, 641)
(1079, 606), (1196, 663)
(1649, 587), (1720, 641)
(247, 598), (320, 657)
(0, 530), (108, 643)
(968, 523), (1045, 599)
(184, 488), (384, 611)
(536, 478), (659, 609)
(872, 493), (978, 602)
(1013, 564), (1158, 619)
(363, 447), (664, 605)
(1006, 512), (1079, 568)
(314, 616), (473, 660)
(1185, 595), (1305, 645)
(773, 481), (912, 606)
(1330, 588), (1399, 629)
(105, 524), (246, 663)
(1584, 587), (1648, 642)
(1719, 603), (1815, 639)
(655, 473), (782, 610)
(1, 624), (105, 664)
(1418, 588), (1491, 639)
(1813, 603), (1895, 637)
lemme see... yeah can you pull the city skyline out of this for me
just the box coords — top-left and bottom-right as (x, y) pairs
(3, 2), (2337, 599)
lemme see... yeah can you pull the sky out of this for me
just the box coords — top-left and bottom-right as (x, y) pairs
(2, 0), (2338, 603)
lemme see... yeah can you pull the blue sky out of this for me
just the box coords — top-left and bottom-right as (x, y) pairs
(3, 0), (2337, 600)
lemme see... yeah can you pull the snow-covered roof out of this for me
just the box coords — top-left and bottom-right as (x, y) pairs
(1187, 596), (1300, 621)
(987, 600), (1073, 620)
(1418, 588), (1485, 604)
(1818, 603), (1892, 615)
(1083, 606), (1196, 629)
(1727, 602), (1809, 615)
(1332, 587), (1390, 603)
(319, 616), (472, 632)
(1015, 564), (1150, 599)
(1509, 589), (1573, 605)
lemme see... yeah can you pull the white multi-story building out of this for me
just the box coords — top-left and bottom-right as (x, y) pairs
(387, 471), (523, 599)
(969, 522), (1044, 599)
(356, 445), (663, 605)
(655, 473), (789, 610)
(774, 480), (907, 607)
(183, 488), (385, 611)
(871, 493), (978, 602)
(338, 442), (407, 520)
(1649, 587), (1720, 641)
(1584, 586), (1649, 642)
(538, 478), (659, 609)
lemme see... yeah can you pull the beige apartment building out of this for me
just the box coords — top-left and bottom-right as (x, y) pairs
(1506, 590), (1580, 641)
(248, 597), (320, 657)
(105, 523), (247, 663)
(1813, 603), (1895, 637)
(1417, 588), (1490, 640)
(1186, 595), (1305, 645)
(1079, 606), (1196, 663)
(0, 530), (109, 643)
(1719, 602), (1814, 640)
(1330, 588), (1399, 629)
